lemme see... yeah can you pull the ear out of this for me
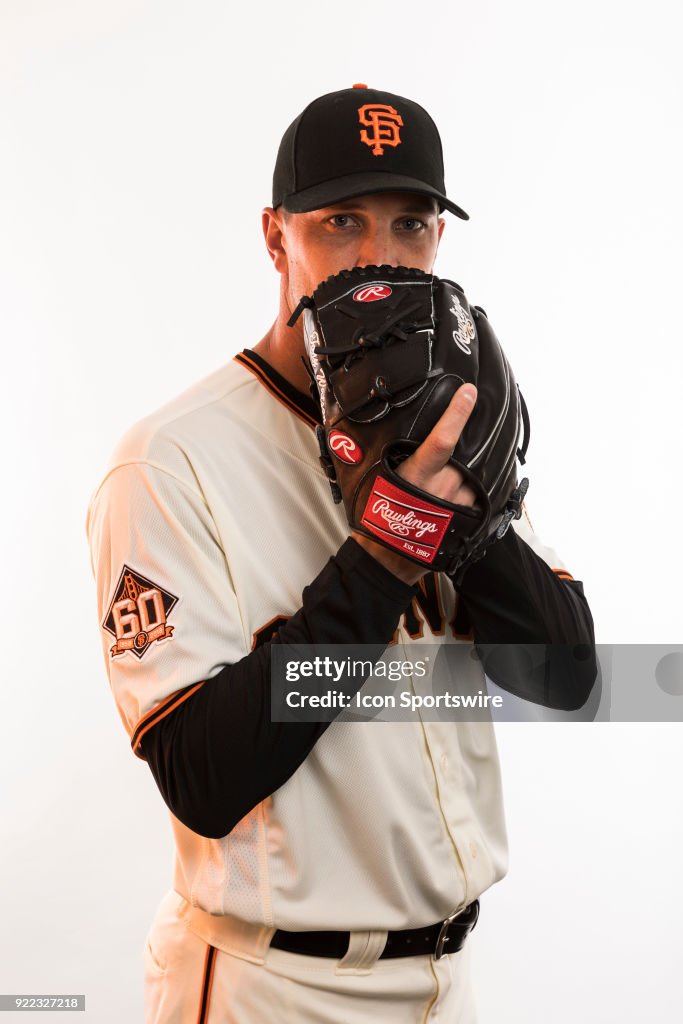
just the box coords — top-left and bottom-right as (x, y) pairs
(262, 207), (288, 275)
(431, 217), (446, 269)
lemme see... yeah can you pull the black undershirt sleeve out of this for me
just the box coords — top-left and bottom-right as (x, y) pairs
(139, 537), (416, 839)
(454, 526), (598, 711)
(141, 528), (598, 838)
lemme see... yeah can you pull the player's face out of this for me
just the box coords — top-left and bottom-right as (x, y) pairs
(264, 191), (445, 316)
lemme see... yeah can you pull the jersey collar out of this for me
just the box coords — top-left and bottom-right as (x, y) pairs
(235, 349), (322, 429)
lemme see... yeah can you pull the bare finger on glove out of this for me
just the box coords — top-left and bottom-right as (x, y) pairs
(399, 384), (478, 500)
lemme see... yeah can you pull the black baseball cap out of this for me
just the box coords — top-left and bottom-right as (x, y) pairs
(272, 84), (469, 220)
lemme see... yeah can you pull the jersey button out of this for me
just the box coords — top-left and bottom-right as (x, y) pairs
(440, 753), (449, 772)
(469, 840), (478, 859)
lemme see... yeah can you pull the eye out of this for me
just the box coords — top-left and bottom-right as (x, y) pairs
(328, 214), (358, 229)
(396, 218), (426, 231)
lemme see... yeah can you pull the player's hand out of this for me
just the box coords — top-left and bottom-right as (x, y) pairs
(396, 384), (478, 507)
(352, 384), (478, 584)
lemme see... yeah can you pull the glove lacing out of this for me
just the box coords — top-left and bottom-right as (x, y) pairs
(314, 301), (429, 372)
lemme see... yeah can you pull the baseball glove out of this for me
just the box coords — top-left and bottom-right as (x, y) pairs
(288, 264), (530, 584)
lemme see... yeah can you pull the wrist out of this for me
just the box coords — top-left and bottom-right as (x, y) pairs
(351, 531), (427, 586)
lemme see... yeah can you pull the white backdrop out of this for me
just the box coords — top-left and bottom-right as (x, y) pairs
(1, 1), (681, 1020)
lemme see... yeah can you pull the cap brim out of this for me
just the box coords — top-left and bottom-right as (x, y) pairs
(281, 172), (469, 221)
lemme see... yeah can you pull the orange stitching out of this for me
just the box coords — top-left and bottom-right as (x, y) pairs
(358, 104), (403, 155)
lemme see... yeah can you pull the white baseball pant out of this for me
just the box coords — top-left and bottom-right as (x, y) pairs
(143, 889), (478, 1023)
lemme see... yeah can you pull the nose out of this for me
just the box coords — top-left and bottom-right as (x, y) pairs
(354, 225), (400, 268)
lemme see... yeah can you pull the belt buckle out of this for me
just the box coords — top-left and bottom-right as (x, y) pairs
(433, 902), (472, 961)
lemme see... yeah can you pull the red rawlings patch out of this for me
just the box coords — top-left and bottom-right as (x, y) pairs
(102, 565), (178, 659)
(361, 476), (453, 564)
(353, 284), (392, 302)
(329, 430), (363, 464)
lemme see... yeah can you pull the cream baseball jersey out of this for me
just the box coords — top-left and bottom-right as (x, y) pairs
(86, 349), (576, 932)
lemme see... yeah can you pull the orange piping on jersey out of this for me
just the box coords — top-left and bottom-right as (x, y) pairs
(553, 569), (575, 581)
(130, 681), (206, 759)
(196, 944), (217, 1024)
(234, 353), (318, 430)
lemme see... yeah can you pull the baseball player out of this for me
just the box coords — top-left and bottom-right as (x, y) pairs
(86, 85), (596, 1023)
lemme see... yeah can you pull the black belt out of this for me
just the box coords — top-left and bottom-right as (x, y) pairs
(270, 899), (479, 961)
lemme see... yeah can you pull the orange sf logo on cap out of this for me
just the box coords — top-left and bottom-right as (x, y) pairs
(358, 104), (403, 156)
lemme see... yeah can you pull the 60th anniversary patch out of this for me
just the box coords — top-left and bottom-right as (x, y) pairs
(103, 565), (178, 659)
